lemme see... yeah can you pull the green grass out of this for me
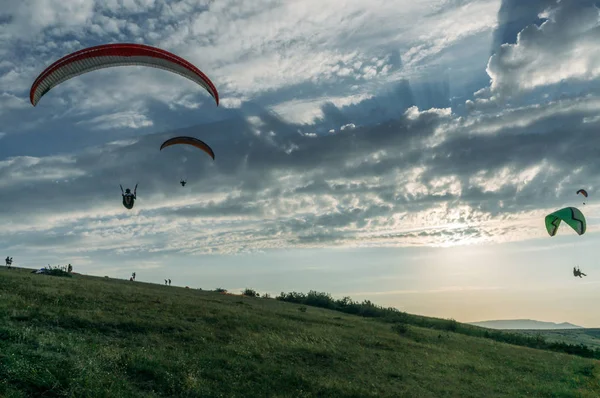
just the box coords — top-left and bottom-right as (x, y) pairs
(1, 267), (599, 397)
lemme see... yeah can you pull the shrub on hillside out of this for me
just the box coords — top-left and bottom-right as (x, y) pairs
(243, 288), (259, 297)
(215, 288), (227, 293)
(391, 323), (408, 335)
(443, 319), (458, 332)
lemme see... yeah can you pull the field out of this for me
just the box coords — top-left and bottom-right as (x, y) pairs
(1, 267), (599, 397)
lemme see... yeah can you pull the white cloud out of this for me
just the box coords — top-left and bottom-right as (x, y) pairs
(1, 0), (95, 37)
(0, 92), (29, 114)
(270, 93), (374, 124)
(4, 0), (600, 261)
(78, 110), (153, 130)
(220, 97), (244, 108)
(0, 0), (502, 131)
(486, 1), (600, 98)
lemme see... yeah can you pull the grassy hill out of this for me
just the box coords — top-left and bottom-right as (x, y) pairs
(1, 267), (599, 397)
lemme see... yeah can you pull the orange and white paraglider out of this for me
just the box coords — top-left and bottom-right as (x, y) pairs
(160, 136), (215, 186)
(576, 189), (588, 205)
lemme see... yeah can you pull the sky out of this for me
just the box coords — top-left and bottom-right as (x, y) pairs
(2, 0), (600, 327)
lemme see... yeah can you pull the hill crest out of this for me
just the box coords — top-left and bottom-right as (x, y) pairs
(469, 319), (583, 330)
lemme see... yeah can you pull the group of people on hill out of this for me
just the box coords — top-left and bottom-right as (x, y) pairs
(5, 256), (75, 274)
(49, 264), (73, 273)
(127, 273), (172, 286)
(42, 264), (73, 273)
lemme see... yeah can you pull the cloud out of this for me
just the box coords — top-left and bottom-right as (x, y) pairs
(2, 1), (600, 265)
(0, 1), (96, 38)
(77, 110), (154, 130)
(220, 97), (244, 109)
(2, 82), (600, 258)
(0, 0), (500, 135)
(0, 92), (29, 114)
(486, 1), (600, 98)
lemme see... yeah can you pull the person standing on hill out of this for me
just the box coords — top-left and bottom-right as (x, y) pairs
(164, 279), (168, 285)
(168, 279), (171, 286)
(5, 256), (12, 269)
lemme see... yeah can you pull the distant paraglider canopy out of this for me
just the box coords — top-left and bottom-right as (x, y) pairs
(30, 43), (219, 107)
(545, 207), (586, 237)
(160, 136), (215, 160)
(577, 189), (588, 205)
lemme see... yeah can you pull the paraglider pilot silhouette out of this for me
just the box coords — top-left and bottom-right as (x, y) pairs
(573, 266), (587, 278)
(120, 184), (137, 210)
(180, 179), (187, 187)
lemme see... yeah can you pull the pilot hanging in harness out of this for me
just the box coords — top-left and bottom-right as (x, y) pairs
(120, 184), (137, 210)
(573, 266), (587, 278)
(180, 179), (187, 187)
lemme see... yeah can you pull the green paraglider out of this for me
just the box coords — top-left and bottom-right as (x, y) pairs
(545, 207), (586, 237)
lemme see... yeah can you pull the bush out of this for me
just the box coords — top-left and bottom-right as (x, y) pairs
(262, 293), (271, 299)
(243, 288), (259, 297)
(443, 319), (458, 332)
(215, 288), (227, 293)
(391, 323), (408, 335)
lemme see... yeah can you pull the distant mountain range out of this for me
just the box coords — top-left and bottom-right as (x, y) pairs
(468, 319), (583, 330)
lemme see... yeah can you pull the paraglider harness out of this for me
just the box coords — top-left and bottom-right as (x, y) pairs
(121, 184), (137, 210)
(180, 180), (187, 187)
(573, 266), (587, 278)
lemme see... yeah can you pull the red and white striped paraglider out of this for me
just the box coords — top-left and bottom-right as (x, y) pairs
(30, 43), (219, 106)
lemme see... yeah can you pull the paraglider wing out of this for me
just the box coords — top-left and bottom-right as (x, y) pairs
(30, 43), (219, 106)
(545, 207), (586, 237)
(160, 136), (215, 160)
(576, 189), (588, 198)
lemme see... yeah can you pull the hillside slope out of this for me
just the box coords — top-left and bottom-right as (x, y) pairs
(0, 268), (599, 397)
